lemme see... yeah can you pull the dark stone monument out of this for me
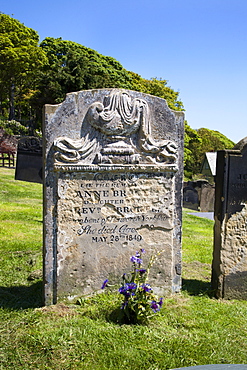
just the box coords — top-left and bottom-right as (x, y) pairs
(15, 136), (43, 183)
(212, 137), (247, 299)
(183, 181), (199, 210)
(183, 180), (215, 212)
(199, 182), (215, 212)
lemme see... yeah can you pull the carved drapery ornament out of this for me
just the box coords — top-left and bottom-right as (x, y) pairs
(54, 91), (177, 165)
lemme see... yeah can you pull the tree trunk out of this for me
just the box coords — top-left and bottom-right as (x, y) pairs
(9, 83), (15, 120)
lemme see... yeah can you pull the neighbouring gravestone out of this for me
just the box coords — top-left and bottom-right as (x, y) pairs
(212, 137), (247, 299)
(183, 181), (199, 210)
(199, 182), (215, 212)
(183, 180), (215, 212)
(43, 89), (184, 305)
(15, 136), (42, 183)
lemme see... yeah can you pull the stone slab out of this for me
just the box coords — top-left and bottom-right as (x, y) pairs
(43, 89), (184, 304)
(183, 181), (215, 212)
(15, 136), (42, 183)
(212, 139), (247, 299)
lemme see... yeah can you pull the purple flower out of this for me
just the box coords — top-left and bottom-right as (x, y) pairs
(121, 301), (128, 309)
(119, 287), (131, 297)
(130, 255), (137, 263)
(119, 282), (137, 297)
(139, 269), (146, 275)
(142, 284), (152, 292)
(150, 300), (160, 313)
(159, 297), (163, 307)
(101, 279), (108, 289)
(140, 248), (145, 253)
(130, 256), (143, 264)
(126, 282), (137, 291)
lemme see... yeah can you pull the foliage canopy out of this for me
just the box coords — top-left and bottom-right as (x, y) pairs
(0, 13), (47, 120)
(31, 37), (184, 120)
(0, 14), (235, 177)
(184, 126), (235, 178)
(31, 37), (133, 112)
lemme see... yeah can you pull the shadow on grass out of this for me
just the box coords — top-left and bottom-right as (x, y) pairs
(0, 281), (43, 309)
(182, 278), (214, 297)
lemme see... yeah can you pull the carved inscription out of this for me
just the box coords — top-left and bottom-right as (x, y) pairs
(227, 153), (247, 213)
(230, 174), (247, 190)
(56, 171), (174, 284)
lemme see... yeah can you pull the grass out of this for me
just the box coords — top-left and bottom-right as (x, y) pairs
(182, 209), (214, 295)
(0, 167), (247, 369)
(0, 168), (42, 253)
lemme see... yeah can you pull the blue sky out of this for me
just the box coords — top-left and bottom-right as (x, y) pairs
(1, 0), (246, 143)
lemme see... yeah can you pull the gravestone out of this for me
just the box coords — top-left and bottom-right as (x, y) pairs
(212, 137), (247, 299)
(183, 180), (214, 212)
(199, 182), (215, 212)
(43, 89), (184, 305)
(15, 136), (43, 183)
(183, 181), (199, 210)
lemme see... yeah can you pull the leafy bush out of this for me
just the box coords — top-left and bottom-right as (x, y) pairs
(0, 119), (29, 136)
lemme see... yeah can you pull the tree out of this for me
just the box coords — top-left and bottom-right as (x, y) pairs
(31, 37), (133, 115)
(184, 126), (235, 178)
(31, 38), (185, 124)
(184, 121), (202, 178)
(128, 71), (184, 111)
(197, 128), (234, 153)
(1, 15), (234, 177)
(0, 13), (47, 120)
(0, 15), (184, 136)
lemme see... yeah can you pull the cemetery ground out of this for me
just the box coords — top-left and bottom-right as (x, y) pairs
(0, 168), (246, 370)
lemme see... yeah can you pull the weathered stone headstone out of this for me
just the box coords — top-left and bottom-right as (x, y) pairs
(183, 180), (215, 212)
(43, 89), (184, 305)
(199, 182), (215, 212)
(15, 136), (42, 183)
(212, 137), (247, 299)
(183, 181), (199, 210)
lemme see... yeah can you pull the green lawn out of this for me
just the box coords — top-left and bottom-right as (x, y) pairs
(0, 167), (247, 370)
